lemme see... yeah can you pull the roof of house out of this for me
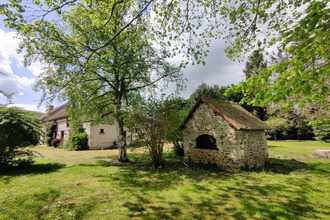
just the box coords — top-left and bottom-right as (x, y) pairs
(40, 104), (67, 122)
(183, 98), (270, 131)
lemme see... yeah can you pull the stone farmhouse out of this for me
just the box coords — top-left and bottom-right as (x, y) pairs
(40, 104), (118, 149)
(182, 98), (270, 171)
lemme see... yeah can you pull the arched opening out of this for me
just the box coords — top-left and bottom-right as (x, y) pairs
(195, 134), (217, 149)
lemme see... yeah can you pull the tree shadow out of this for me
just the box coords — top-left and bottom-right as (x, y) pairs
(304, 162), (330, 176)
(262, 158), (306, 174)
(123, 175), (318, 219)
(0, 163), (66, 184)
(267, 145), (283, 149)
(0, 188), (97, 219)
(88, 154), (326, 219)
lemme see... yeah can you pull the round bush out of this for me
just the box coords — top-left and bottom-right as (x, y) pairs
(67, 132), (89, 151)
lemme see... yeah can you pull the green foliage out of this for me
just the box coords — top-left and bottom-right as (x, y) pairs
(0, 141), (329, 219)
(155, 0), (329, 108)
(309, 118), (330, 143)
(188, 83), (228, 106)
(243, 50), (267, 80)
(227, 1), (329, 109)
(190, 83), (268, 120)
(44, 121), (56, 146)
(266, 117), (289, 141)
(0, 107), (41, 167)
(24, 110), (43, 119)
(0, 0), (183, 162)
(131, 97), (179, 167)
(1, 0), (328, 108)
(267, 103), (316, 140)
(65, 132), (89, 151)
(164, 97), (189, 156)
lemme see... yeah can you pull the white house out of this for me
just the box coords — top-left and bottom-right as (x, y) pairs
(40, 104), (119, 149)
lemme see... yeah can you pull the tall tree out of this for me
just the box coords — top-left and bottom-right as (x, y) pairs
(188, 82), (228, 106)
(243, 50), (267, 80)
(2, 1), (183, 162)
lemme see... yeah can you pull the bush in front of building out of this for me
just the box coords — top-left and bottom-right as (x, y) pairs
(66, 132), (89, 151)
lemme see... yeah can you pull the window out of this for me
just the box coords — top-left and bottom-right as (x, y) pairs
(61, 131), (65, 138)
(195, 134), (217, 149)
(100, 129), (104, 134)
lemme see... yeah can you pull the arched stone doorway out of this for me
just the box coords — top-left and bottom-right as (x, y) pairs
(195, 134), (217, 149)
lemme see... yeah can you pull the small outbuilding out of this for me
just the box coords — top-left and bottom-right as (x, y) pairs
(182, 98), (270, 171)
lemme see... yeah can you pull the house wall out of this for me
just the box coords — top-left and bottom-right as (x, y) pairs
(182, 103), (268, 171)
(56, 118), (70, 141)
(83, 123), (118, 149)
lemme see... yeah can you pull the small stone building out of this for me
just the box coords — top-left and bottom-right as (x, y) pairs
(182, 98), (270, 171)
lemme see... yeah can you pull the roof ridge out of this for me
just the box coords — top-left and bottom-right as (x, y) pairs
(40, 104), (67, 122)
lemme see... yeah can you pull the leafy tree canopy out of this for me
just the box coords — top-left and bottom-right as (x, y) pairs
(188, 82), (228, 106)
(1, 0), (328, 109)
(1, 1), (184, 161)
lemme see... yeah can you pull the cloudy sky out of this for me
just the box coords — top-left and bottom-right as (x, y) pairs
(0, 15), (245, 113)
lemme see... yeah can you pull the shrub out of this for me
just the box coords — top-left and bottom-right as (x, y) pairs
(45, 121), (56, 146)
(266, 117), (289, 140)
(51, 138), (63, 148)
(0, 149), (37, 168)
(0, 107), (41, 168)
(309, 118), (330, 143)
(67, 132), (88, 151)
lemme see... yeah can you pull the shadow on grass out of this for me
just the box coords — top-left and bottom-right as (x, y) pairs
(262, 158), (306, 174)
(0, 187), (97, 220)
(267, 145), (283, 149)
(87, 154), (325, 219)
(121, 173), (318, 219)
(0, 163), (66, 184)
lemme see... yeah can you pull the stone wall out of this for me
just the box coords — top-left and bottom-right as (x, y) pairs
(183, 103), (268, 171)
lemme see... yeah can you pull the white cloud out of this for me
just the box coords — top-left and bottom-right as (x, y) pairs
(0, 30), (44, 77)
(27, 61), (44, 76)
(166, 40), (245, 98)
(8, 103), (46, 113)
(0, 30), (37, 96)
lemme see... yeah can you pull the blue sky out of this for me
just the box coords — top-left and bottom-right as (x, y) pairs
(0, 14), (245, 113)
(0, 15), (61, 112)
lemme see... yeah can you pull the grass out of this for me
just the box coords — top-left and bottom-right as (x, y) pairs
(268, 140), (330, 158)
(1, 141), (329, 219)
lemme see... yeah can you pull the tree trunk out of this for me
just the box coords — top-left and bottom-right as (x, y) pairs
(114, 97), (128, 162)
(150, 142), (164, 168)
(117, 126), (128, 162)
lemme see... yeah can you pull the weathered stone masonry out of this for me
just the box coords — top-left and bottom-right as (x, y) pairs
(183, 102), (269, 171)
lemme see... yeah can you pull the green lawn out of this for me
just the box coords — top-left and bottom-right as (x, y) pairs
(1, 141), (329, 219)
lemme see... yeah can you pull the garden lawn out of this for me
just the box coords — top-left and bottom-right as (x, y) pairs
(0, 141), (329, 219)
